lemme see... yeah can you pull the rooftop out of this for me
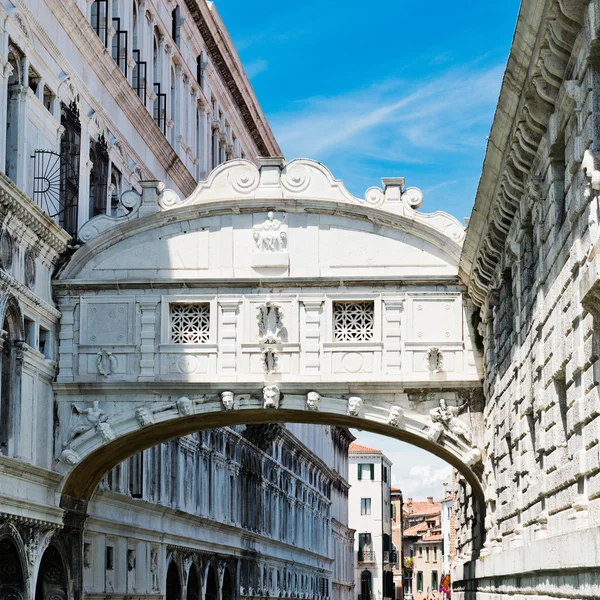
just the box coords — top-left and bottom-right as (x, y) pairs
(349, 442), (382, 454)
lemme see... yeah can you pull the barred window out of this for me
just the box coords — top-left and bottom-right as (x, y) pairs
(333, 301), (374, 341)
(170, 303), (210, 343)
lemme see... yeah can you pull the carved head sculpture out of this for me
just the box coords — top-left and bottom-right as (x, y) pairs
(263, 385), (280, 409)
(306, 391), (321, 411)
(387, 405), (404, 428)
(177, 396), (193, 416)
(59, 449), (80, 465)
(347, 396), (363, 417)
(221, 391), (235, 411)
(267, 211), (274, 221)
(135, 406), (153, 427)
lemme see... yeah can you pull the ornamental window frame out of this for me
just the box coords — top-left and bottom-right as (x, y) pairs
(324, 295), (382, 345)
(160, 295), (218, 348)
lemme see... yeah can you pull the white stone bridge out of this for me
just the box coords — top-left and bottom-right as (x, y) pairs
(53, 158), (485, 530)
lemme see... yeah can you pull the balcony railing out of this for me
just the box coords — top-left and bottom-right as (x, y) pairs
(31, 150), (79, 237)
(132, 49), (147, 105)
(358, 551), (376, 562)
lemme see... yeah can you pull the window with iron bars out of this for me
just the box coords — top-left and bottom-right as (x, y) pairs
(170, 303), (210, 344)
(111, 17), (128, 76)
(333, 301), (375, 342)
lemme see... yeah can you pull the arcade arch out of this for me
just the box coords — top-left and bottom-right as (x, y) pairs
(35, 545), (68, 600)
(0, 535), (26, 600)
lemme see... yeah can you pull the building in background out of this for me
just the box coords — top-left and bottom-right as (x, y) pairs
(401, 498), (442, 600)
(390, 488), (404, 600)
(0, 0), (354, 598)
(348, 443), (395, 600)
(440, 490), (454, 594)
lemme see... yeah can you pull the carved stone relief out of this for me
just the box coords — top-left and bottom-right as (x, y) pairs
(387, 405), (404, 428)
(64, 401), (109, 447)
(96, 421), (115, 443)
(136, 406), (154, 427)
(261, 348), (279, 374)
(177, 396), (193, 416)
(253, 212), (287, 253)
(429, 399), (472, 445)
(425, 347), (444, 373)
(263, 385), (280, 409)
(221, 391), (235, 410)
(306, 391), (321, 411)
(347, 396), (363, 417)
(96, 349), (117, 376)
(0, 229), (13, 272)
(257, 302), (284, 344)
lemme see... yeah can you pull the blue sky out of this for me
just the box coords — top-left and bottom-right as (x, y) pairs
(217, 1), (521, 498)
(218, 0), (521, 223)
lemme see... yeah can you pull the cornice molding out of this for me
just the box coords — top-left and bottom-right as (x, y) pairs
(459, 0), (587, 305)
(18, 0), (197, 198)
(182, 0), (280, 157)
(0, 173), (70, 258)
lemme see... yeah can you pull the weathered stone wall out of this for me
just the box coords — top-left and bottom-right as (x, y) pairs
(458, 0), (600, 597)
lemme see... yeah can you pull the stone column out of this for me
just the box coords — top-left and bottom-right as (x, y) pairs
(138, 297), (159, 380)
(302, 300), (322, 375)
(219, 300), (241, 375)
(57, 299), (78, 381)
(383, 299), (403, 374)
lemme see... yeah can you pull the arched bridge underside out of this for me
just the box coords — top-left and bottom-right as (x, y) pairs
(53, 158), (485, 516)
(58, 390), (485, 508)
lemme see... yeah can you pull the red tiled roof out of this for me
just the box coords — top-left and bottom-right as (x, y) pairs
(405, 500), (441, 517)
(422, 533), (443, 542)
(349, 442), (382, 454)
(403, 522), (428, 537)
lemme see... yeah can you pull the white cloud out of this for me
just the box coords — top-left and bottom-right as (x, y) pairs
(269, 63), (503, 165)
(244, 59), (268, 79)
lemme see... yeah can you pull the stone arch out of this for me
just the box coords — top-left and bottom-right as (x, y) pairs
(0, 525), (27, 600)
(187, 562), (201, 600)
(205, 562), (218, 600)
(1, 294), (23, 456)
(35, 545), (68, 600)
(222, 564), (233, 600)
(166, 560), (181, 600)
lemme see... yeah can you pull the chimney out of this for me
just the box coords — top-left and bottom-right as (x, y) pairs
(427, 497), (433, 503)
(407, 498), (412, 503)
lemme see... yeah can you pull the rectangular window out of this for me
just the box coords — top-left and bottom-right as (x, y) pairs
(43, 86), (55, 113)
(426, 546), (430, 562)
(333, 301), (374, 341)
(431, 571), (438, 591)
(433, 545), (438, 561)
(170, 303), (210, 343)
(382, 465), (388, 483)
(360, 498), (371, 515)
(358, 463), (374, 480)
(418, 546), (423, 557)
(24, 317), (36, 348)
(106, 545), (114, 571)
(392, 503), (397, 521)
(416, 572), (423, 593)
(39, 326), (50, 359)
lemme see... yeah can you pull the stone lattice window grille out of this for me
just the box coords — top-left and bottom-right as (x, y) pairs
(170, 303), (211, 343)
(333, 301), (375, 342)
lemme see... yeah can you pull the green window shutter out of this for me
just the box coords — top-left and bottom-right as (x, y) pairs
(358, 464), (362, 480)
(370, 464), (375, 480)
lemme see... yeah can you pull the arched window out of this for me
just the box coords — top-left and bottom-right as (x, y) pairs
(1, 296), (22, 457)
(89, 134), (109, 217)
(187, 566), (200, 600)
(170, 66), (176, 146)
(222, 567), (233, 600)
(360, 570), (372, 600)
(166, 561), (181, 600)
(171, 5), (181, 47)
(205, 565), (218, 600)
(5, 43), (23, 185)
(0, 537), (25, 599)
(35, 545), (67, 600)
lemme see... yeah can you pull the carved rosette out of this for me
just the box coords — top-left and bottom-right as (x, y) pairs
(230, 166), (260, 194)
(282, 165), (311, 193)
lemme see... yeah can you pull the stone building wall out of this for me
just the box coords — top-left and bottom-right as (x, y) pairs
(458, 0), (600, 597)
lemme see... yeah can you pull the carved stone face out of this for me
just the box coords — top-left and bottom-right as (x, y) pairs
(347, 396), (363, 416)
(221, 391), (235, 410)
(388, 405), (404, 427)
(177, 396), (193, 416)
(306, 391), (321, 411)
(136, 407), (153, 427)
(263, 385), (280, 409)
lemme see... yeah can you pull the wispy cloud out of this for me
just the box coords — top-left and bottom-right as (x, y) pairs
(244, 59), (268, 79)
(270, 63), (503, 161)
